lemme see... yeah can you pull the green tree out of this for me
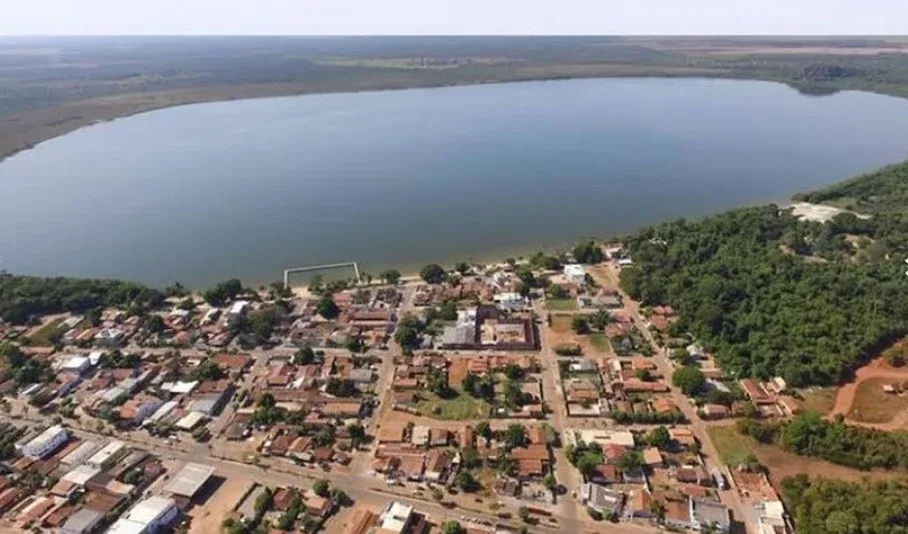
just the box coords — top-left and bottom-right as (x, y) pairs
(576, 455), (598, 480)
(461, 447), (481, 469)
(572, 241), (604, 264)
(455, 471), (479, 492)
(312, 479), (330, 498)
(571, 316), (591, 334)
(646, 426), (671, 449)
(202, 278), (243, 306)
(617, 451), (645, 471)
(420, 264), (446, 284)
(292, 346), (315, 365)
(316, 296), (339, 319)
(504, 363), (524, 380)
(475, 421), (492, 444)
(441, 520), (465, 534)
(672, 366), (706, 396)
(503, 423), (528, 450)
(394, 314), (421, 350)
(347, 423), (366, 449)
(517, 506), (531, 523)
(143, 314), (165, 334)
(379, 270), (402, 285)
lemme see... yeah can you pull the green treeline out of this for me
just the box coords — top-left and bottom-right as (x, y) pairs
(0, 273), (164, 324)
(795, 161), (908, 215)
(619, 198), (908, 386)
(739, 413), (908, 471)
(782, 475), (908, 534)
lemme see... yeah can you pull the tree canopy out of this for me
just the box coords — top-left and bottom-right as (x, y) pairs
(782, 475), (908, 534)
(420, 264), (446, 284)
(0, 273), (164, 324)
(202, 278), (243, 306)
(572, 240), (605, 264)
(620, 197), (908, 386)
(671, 366), (706, 396)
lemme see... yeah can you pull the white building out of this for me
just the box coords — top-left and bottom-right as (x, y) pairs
(106, 495), (179, 534)
(493, 292), (527, 311)
(94, 328), (125, 347)
(61, 440), (103, 467)
(379, 502), (417, 534)
(59, 355), (92, 374)
(759, 500), (790, 534)
(87, 440), (127, 469)
(226, 301), (250, 328)
(17, 425), (68, 459)
(563, 264), (586, 285)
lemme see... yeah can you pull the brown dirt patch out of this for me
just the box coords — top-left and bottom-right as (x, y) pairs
(830, 357), (908, 430)
(188, 476), (251, 534)
(750, 442), (894, 488)
(848, 377), (908, 424)
(799, 387), (838, 416)
(448, 358), (469, 388)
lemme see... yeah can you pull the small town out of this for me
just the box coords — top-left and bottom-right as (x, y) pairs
(0, 239), (821, 534)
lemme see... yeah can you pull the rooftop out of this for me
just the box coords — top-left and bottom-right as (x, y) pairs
(163, 462), (215, 498)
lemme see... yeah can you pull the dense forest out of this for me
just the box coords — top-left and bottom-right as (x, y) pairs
(0, 273), (163, 324)
(619, 163), (908, 386)
(782, 475), (908, 534)
(795, 161), (908, 215)
(739, 413), (908, 470)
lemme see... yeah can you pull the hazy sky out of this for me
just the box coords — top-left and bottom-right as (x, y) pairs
(0, 0), (905, 36)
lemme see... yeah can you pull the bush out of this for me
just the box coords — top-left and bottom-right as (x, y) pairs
(672, 366), (706, 396)
(554, 343), (582, 356)
(420, 264), (446, 284)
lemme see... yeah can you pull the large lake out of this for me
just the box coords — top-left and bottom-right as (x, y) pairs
(3, 78), (908, 288)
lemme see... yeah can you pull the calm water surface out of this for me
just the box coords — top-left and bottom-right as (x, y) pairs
(3, 78), (908, 287)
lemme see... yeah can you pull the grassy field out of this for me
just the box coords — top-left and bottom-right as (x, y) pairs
(547, 299), (579, 312)
(27, 317), (65, 345)
(550, 315), (572, 333)
(800, 387), (838, 415)
(849, 377), (908, 424)
(417, 393), (491, 421)
(590, 333), (611, 352)
(707, 426), (754, 467)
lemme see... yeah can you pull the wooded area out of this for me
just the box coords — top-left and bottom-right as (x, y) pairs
(782, 475), (908, 534)
(620, 161), (908, 386)
(0, 273), (163, 324)
(739, 413), (908, 470)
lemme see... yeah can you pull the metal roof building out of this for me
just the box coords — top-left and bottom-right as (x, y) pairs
(163, 463), (215, 498)
(107, 495), (179, 534)
(61, 508), (103, 534)
(61, 440), (102, 466)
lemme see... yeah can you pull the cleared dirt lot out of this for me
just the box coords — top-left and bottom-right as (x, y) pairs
(830, 358), (908, 430)
(188, 476), (251, 534)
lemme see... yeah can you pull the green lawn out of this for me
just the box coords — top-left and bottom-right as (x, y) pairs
(27, 317), (66, 345)
(590, 333), (610, 352)
(417, 394), (491, 421)
(547, 299), (579, 312)
(707, 426), (753, 467)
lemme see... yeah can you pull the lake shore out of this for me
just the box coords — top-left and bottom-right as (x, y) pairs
(7, 63), (826, 168)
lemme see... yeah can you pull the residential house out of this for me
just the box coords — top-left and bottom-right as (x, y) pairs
(691, 499), (731, 533)
(580, 483), (624, 516)
(624, 490), (653, 519)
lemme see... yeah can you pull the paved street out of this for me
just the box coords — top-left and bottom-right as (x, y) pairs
(533, 300), (584, 526)
(589, 264), (755, 533)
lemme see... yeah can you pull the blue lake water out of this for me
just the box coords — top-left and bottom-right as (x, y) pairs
(2, 77), (908, 287)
